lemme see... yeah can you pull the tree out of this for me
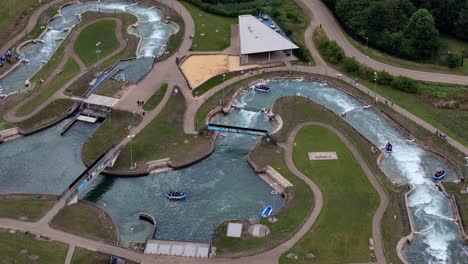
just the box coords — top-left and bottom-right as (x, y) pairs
(335, 0), (372, 37)
(455, 1), (468, 40)
(403, 9), (439, 59)
(367, 1), (392, 33)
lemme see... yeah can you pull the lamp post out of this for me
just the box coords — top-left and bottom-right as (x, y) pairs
(373, 71), (378, 103)
(128, 134), (135, 169)
(95, 42), (101, 75)
(464, 157), (468, 190)
(366, 37), (369, 49)
(221, 73), (226, 106)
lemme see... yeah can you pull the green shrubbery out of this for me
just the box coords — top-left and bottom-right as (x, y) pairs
(318, 40), (344, 64)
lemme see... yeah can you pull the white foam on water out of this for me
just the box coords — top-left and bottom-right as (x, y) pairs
(409, 186), (433, 207)
(391, 146), (428, 185)
(422, 224), (456, 263)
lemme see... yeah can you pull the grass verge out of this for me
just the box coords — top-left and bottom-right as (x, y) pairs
(73, 19), (119, 67)
(143, 83), (168, 110)
(82, 110), (142, 161)
(192, 72), (240, 97)
(17, 99), (73, 132)
(50, 201), (118, 243)
(273, 97), (408, 264)
(17, 57), (80, 116)
(279, 125), (378, 263)
(313, 28), (468, 147)
(113, 88), (211, 169)
(181, 1), (235, 51)
(71, 247), (109, 264)
(214, 143), (313, 257)
(0, 194), (56, 221)
(0, 227), (68, 263)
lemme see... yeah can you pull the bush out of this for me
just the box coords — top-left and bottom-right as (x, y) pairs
(390, 76), (420, 93)
(319, 40), (344, 64)
(377, 70), (394, 85)
(343, 57), (360, 73)
(446, 52), (463, 68)
(294, 45), (312, 62)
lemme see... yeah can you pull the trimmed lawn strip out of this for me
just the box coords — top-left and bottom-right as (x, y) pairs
(273, 97), (408, 264)
(66, 13), (139, 97)
(313, 28), (468, 147)
(94, 79), (127, 98)
(73, 19), (119, 67)
(82, 110), (142, 162)
(181, 1), (236, 51)
(143, 83), (168, 110)
(113, 89), (211, 170)
(345, 31), (468, 76)
(17, 57), (80, 116)
(444, 183), (468, 232)
(17, 99), (74, 132)
(192, 71), (240, 97)
(0, 196), (56, 222)
(50, 201), (118, 243)
(0, 227), (68, 263)
(214, 144), (313, 257)
(280, 125), (378, 263)
(71, 247), (109, 264)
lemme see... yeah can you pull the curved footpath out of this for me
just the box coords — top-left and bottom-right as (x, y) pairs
(0, 0), (65, 55)
(299, 0), (468, 85)
(282, 121), (389, 263)
(0, 121), (389, 264)
(3, 17), (126, 123)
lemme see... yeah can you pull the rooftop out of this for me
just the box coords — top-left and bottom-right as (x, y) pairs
(238, 15), (298, 55)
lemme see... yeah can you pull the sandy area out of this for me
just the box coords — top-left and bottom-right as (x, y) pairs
(180, 55), (257, 88)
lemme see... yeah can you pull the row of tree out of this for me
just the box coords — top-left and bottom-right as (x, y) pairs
(323, 0), (467, 61)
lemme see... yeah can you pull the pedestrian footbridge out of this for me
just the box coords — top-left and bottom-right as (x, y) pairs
(207, 123), (268, 136)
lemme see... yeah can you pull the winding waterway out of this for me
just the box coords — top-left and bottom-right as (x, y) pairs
(0, 79), (466, 262)
(222, 79), (467, 263)
(0, 0), (175, 96)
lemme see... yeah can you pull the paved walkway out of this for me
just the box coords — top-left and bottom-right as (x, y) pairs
(65, 244), (75, 264)
(282, 122), (389, 263)
(3, 17), (126, 123)
(298, 0), (468, 85)
(0, 121), (389, 264)
(0, 0), (65, 55)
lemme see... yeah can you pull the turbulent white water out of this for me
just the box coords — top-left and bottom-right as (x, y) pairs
(0, 0), (175, 95)
(226, 79), (467, 263)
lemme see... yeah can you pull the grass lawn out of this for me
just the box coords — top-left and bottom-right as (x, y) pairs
(273, 97), (409, 264)
(51, 201), (118, 243)
(214, 144), (313, 257)
(143, 83), (168, 110)
(313, 28), (468, 147)
(181, 1), (236, 51)
(71, 247), (109, 264)
(0, 0), (54, 48)
(82, 110), (142, 161)
(0, 228), (68, 263)
(278, 125), (378, 263)
(442, 183), (468, 232)
(113, 89), (211, 169)
(192, 72), (240, 97)
(344, 30), (468, 75)
(66, 13), (139, 97)
(17, 57), (80, 117)
(17, 99), (74, 132)
(73, 19), (119, 66)
(0, 195), (56, 221)
(94, 79), (127, 98)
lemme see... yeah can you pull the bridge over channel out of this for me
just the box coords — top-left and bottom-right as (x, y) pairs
(62, 145), (122, 205)
(207, 123), (268, 137)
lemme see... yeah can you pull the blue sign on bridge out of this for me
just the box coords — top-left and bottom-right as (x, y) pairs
(207, 123), (268, 137)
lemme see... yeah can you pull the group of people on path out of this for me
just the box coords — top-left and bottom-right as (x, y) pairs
(137, 100), (145, 116)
